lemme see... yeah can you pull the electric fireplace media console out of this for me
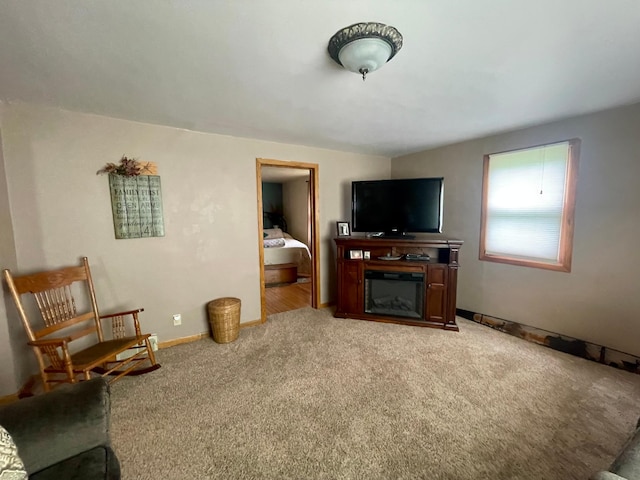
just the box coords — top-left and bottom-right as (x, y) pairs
(334, 237), (463, 331)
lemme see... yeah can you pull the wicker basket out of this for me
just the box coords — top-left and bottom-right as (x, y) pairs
(207, 297), (241, 344)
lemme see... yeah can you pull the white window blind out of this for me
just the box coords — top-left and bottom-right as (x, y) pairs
(484, 142), (570, 263)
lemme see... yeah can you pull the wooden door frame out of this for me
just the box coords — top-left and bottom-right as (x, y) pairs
(256, 158), (320, 322)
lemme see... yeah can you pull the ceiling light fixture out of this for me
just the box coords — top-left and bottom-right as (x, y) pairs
(328, 22), (403, 81)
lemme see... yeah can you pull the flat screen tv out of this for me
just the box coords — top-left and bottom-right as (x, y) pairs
(352, 177), (444, 236)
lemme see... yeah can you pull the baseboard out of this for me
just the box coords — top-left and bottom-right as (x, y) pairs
(0, 374), (38, 404)
(157, 318), (262, 349)
(457, 308), (640, 374)
(0, 392), (19, 405)
(158, 333), (209, 349)
(239, 318), (262, 329)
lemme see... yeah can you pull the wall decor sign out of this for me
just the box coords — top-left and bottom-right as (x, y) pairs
(98, 157), (165, 239)
(109, 174), (164, 239)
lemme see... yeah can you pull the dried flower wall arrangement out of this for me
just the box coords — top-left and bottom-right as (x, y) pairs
(97, 156), (153, 176)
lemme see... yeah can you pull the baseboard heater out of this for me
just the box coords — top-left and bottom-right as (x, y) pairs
(457, 308), (640, 375)
(116, 334), (159, 361)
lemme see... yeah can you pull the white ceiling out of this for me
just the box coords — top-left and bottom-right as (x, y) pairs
(1, 1), (640, 157)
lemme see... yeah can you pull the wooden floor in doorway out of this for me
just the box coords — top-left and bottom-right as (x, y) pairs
(265, 281), (311, 316)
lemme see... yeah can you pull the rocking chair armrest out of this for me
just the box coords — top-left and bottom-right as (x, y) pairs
(99, 308), (144, 320)
(28, 337), (71, 348)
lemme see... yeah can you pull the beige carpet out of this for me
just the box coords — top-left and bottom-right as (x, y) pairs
(110, 308), (640, 479)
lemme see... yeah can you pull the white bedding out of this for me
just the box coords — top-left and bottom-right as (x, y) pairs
(264, 234), (312, 275)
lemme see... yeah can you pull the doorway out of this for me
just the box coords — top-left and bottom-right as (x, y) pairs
(256, 158), (320, 322)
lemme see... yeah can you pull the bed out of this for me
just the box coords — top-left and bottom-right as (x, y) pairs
(263, 228), (311, 277)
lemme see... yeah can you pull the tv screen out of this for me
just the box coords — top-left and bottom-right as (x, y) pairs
(352, 177), (444, 235)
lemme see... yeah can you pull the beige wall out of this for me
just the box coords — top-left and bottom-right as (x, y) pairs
(0, 102), (389, 393)
(392, 102), (640, 356)
(283, 177), (309, 247)
(0, 122), (23, 395)
(7, 99), (637, 395)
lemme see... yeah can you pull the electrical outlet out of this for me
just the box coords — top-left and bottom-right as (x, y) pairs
(173, 314), (182, 326)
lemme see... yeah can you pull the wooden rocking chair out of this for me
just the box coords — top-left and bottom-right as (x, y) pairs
(3, 257), (160, 392)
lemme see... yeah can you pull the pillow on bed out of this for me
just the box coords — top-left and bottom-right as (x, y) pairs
(264, 238), (286, 248)
(263, 228), (284, 240)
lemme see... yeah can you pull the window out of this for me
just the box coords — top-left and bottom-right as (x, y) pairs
(480, 139), (580, 272)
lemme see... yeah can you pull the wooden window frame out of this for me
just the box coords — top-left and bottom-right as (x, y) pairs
(479, 139), (580, 272)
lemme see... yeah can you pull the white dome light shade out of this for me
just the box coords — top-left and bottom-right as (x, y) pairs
(338, 38), (392, 75)
(328, 22), (403, 80)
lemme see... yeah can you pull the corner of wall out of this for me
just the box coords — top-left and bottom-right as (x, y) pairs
(0, 108), (31, 396)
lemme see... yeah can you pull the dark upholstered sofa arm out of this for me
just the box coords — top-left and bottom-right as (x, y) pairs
(0, 378), (112, 475)
(591, 418), (640, 480)
(592, 473), (628, 480)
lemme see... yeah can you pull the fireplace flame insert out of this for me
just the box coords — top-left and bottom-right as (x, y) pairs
(364, 270), (425, 319)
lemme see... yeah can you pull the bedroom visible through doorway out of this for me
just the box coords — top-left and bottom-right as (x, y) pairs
(256, 159), (320, 321)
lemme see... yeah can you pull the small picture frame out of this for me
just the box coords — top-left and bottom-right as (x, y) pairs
(337, 221), (351, 237)
(349, 249), (363, 260)
(363, 251), (371, 260)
